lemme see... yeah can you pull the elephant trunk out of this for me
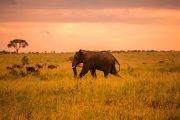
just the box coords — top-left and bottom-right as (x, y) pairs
(72, 61), (77, 78)
(72, 67), (77, 78)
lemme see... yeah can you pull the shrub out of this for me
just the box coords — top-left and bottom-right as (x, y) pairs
(22, 56), (29, 65)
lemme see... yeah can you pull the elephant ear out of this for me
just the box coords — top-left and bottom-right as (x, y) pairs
(79, 49), (82, 52)
(79, 49), (83, 55)
(79, 49), (88, 56)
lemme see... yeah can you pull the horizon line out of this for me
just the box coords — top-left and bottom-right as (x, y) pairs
(0, 49), (180, 54)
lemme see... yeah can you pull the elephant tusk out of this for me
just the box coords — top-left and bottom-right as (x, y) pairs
(72, 66), (76, 69)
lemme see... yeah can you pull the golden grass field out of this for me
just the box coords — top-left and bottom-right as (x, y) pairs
(0, 51), (180, 120)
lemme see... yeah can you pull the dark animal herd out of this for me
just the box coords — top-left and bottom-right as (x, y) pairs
(7, 64), (59, 73)
(6, 49), (121, 78)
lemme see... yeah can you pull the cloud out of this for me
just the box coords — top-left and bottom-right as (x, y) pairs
(0, 8), (180, 25)
(0, 0), (180, 9)
(0, 0), (180, 24)
(1, 0), (17, 5)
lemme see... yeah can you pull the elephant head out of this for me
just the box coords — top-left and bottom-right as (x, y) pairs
(72, 50), (85, 78)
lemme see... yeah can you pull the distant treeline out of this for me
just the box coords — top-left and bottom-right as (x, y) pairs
(0, 50), (179, 54)
(0, 50), (73, 54)
(111, 50), (179, 53)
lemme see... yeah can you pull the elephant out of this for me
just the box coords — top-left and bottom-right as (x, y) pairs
(72, 49), (120, 78)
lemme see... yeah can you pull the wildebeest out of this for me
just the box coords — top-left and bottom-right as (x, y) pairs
(6, 66), (13, 70)
(47, 64), (59, 69)
(35, 64), (44, 69)
(72, 49), (120, 78)
(12, 64), (23, 69)
(25, 66), (39, 72)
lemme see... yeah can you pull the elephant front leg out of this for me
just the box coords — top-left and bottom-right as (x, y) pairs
(79, 65), (90, 78)
(110, 66), (120, 77)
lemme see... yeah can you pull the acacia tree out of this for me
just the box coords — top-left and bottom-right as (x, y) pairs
(7, 39), (28, 53)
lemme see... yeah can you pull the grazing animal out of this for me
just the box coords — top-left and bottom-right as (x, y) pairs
(35, 64), (44, 69)
(158, 61), (165, 64)
(12, 64), (23, 69)
(72, 49), (120, 78)
(25, 66), (39, 72)
(47, 64), (59, 69)
(6, 66), (13, 70)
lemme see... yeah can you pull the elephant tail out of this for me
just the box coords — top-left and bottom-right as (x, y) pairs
(115, 59), (120, 72)
(108, 52), (121, 72)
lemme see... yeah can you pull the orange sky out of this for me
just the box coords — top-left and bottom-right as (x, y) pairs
(0, 0), (180, 52)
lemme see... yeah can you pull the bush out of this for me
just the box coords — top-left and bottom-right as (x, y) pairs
(22, 56), (29, 65)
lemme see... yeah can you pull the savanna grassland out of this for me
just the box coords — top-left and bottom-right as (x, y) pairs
(0, 51), (179, 120)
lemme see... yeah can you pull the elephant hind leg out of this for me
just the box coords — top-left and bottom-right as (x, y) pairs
(103, 65), (112, 78)
(110, 66), (120, 77)
(103, 71), (109, 78)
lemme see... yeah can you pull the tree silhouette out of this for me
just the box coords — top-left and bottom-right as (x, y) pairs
(7, 39), (28, 53)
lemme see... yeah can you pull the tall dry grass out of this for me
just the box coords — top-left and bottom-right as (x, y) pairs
(0, 52), (179, 120)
